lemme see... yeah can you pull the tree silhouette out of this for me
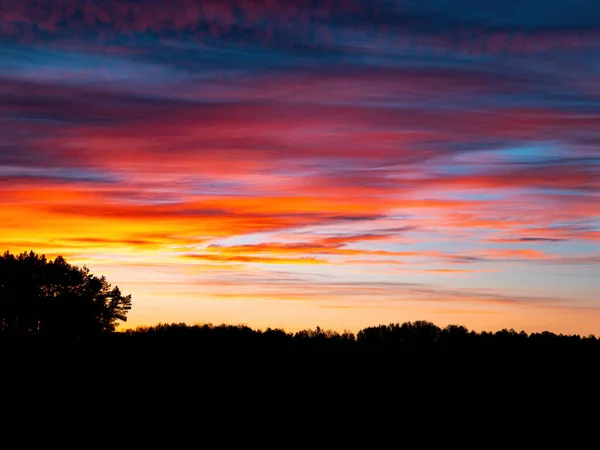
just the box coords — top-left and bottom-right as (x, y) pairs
(0, 251), (132, 336)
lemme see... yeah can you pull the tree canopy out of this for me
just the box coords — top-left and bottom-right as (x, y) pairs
(0, 251), (132, 336)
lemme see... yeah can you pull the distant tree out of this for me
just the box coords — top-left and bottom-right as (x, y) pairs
(0, 251), (132, 336)
(438, 324), (470, 348)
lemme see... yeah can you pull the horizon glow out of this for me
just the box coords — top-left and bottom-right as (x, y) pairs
(1, 0), (599, 335)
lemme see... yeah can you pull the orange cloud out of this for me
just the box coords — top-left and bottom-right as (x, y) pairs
(184, 253), (326, 265)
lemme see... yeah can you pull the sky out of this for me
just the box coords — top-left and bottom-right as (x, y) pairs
(1, 0), (599, 335)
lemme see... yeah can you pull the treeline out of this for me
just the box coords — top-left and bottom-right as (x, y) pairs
(6, 320), (599, 362)
(108, 320), (599, 355)
(5, 319), (595, 352)
(3, 321), (598, 390)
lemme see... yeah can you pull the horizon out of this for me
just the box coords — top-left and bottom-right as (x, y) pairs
(114, 318), (598, 338)
(1, 1), (599, 337)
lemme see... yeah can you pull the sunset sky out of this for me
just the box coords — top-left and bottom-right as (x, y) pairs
(1, 0), (599, 335)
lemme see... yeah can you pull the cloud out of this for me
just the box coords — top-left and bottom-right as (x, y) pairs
(488, 237), (569, 243)
(184, 253), (326, 265)
(4, 0), (600, 57)
(1, 0), (600, 332)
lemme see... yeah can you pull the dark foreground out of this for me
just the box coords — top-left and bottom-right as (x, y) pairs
(2, 322), (597, 422)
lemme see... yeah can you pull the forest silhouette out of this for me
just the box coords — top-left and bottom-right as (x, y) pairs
(3, 249), (598, 403)
(1, 251), (597, 358)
